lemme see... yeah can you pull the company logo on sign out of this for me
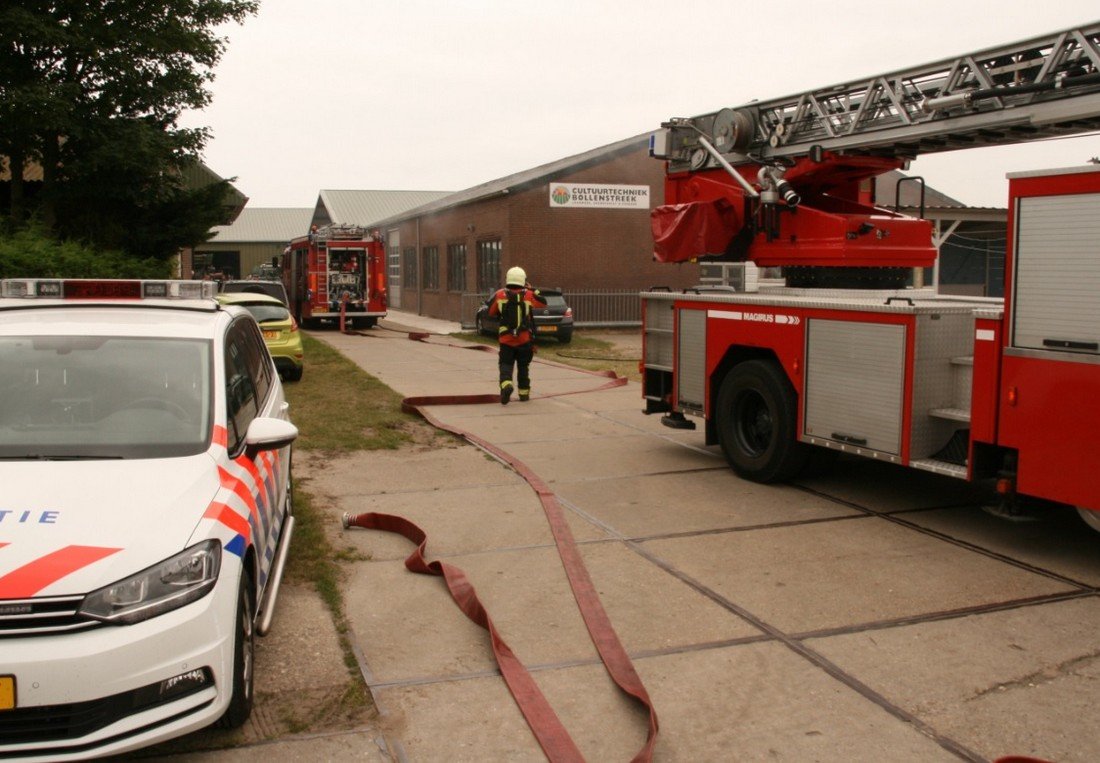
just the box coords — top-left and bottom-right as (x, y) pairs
(548, 183), (650, 209)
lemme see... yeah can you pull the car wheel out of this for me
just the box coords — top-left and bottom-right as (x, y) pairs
(558, 332), (572, 344)
(284, 366), (303, 382)
(218, 569), (255, 729)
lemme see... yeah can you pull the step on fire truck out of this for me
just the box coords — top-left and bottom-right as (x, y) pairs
(642, 22), (1100, 529)
(282, 224), (387, 329)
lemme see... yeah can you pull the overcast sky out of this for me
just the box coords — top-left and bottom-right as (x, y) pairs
(180, 1), (1100, 209)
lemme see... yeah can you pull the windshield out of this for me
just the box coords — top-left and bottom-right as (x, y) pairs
(0, 336), (212, 459)
(242, 303), (291, 324)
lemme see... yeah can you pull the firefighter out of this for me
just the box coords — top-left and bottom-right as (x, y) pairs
(486, 266), (547, 404)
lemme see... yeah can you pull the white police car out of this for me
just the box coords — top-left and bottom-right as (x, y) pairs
(0, 279), (297, 760)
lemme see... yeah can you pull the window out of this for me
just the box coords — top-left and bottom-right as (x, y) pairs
(477, 239), (502, 293)
(224, 319), (272, 454)
(423, 246), (439, 290)
(403, 247), (418, 289)
(447, 242), (467, 292)
(387, 233), (400, 291)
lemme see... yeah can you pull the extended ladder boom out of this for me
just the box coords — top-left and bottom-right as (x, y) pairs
(657, 22), (1100, 172)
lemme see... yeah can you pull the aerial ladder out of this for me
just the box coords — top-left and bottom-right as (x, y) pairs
(650, 21), (1100, 285)
(642, 22), (1100, 529)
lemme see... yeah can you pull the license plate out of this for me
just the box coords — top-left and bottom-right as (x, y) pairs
(263, 330), (279, 339)
(0, 675), (14, 710)
(539, 325), (557, 333)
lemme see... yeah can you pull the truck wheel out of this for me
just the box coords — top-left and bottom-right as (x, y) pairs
(716, 359), (808, 483)
(218, 570), (255, 729)
(1077, 506), (1100, 533)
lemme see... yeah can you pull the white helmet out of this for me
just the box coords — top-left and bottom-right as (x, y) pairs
(505, 266), (527, 287)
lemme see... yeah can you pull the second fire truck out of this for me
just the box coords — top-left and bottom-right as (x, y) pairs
(282, 224), (387, 329)
(642, 22), (1100, 529)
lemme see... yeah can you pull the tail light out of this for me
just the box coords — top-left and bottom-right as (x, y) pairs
(290, 317), (299, 332)
(564, 307), (573, 317)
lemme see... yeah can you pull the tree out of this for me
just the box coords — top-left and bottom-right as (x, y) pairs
(0, 0), (257, 259)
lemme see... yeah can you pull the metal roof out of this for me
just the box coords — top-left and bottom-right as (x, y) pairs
(207, 208), (314, 243)
(371, 133), (650, 227)
(875, 169), (966, 208)
(313, 190), (453, 228)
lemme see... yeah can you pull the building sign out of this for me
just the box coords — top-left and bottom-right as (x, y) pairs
(549, 183), (650, 209)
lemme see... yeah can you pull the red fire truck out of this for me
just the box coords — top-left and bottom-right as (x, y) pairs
(282, 224), (387, 329)
(642, 23), (1100, 529)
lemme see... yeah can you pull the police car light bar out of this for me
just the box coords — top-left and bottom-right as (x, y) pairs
(1, 279), (219, 300)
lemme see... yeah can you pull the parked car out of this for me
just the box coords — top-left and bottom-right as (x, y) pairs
(475, 287), (574, 343)
(0, 278), (297, 760)
(219, 279), (289, 307)
(216, 292), (304, 381)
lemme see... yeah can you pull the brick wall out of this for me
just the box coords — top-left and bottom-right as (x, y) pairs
(389, 145), (700, 323)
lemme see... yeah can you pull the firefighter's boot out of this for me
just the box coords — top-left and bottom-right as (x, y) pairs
(500, 381), (514, 405)
(518, 387), (530, 402)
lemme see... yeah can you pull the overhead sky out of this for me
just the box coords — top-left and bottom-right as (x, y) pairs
(180, 1), (1100, 209)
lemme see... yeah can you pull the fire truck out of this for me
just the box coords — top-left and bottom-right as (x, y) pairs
(282, 224), (387, 329)
(642, 22), (1100, 529)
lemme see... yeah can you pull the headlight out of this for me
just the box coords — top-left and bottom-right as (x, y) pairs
(79, 539), (222, 625)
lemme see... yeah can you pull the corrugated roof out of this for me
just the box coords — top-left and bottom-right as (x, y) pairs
(371, 133), (650, 226)
(207, 208), (314, 243)
(875, 169), (966, 208)
(314, 190), (453, 227)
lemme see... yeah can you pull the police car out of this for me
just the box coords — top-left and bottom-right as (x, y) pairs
(0, 279), (297, 760)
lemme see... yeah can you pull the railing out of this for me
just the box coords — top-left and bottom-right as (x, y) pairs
(459, 289), (642, 330)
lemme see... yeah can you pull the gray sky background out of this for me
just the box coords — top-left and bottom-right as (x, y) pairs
(180, 1), (1100, 209)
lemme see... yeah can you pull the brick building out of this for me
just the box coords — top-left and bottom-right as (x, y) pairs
(371, 134), (700, 322)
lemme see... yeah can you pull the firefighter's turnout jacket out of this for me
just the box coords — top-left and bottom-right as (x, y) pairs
(487, 286), (547, 347)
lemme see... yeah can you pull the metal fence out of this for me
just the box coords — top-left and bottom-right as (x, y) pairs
(459, 289), (642, 330)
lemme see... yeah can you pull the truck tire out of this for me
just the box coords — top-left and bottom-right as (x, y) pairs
(1077, 506), (1100, 533)
(716, 359), (808, 483)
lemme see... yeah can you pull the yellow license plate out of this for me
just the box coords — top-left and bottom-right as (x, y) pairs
(263, 330), (279, 339)
(0, 675), (14, 710)
(539, 325), (557, 332)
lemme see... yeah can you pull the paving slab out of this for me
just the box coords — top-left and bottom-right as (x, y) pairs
(642, 516), (1075, 633)
(298, 446), (518, 497)
(809, 596), (1100, 762)
(345, 541), (760, 683)
(904, 504), (1100, 586)
(504, 433), (722, 483)
(330, 482), (610, 562)
(375, 641), (959, 762)
(164, 729), (390, 762)
(552, 470), (861, 538)
(794, 454), (989, 512)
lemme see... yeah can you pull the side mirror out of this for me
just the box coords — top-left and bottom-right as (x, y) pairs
(244, 416), (298, 457)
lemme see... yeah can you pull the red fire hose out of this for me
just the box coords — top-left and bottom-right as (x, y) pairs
(344, 334), (658, 762)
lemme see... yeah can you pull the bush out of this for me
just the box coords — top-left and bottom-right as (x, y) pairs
(0, 224), (171, 279)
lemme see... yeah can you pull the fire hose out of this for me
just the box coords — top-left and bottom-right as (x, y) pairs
(343, 332), (659, 762)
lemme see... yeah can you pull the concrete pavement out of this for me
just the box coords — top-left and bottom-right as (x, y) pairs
(172, 309), (1100, 761)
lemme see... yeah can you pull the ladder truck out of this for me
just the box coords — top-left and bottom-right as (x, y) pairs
(642, 22), (1100, 529)
(282, 224), (388, 329)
